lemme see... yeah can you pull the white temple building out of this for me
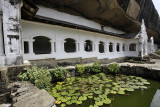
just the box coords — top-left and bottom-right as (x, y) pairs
(0, 0), (159, 67)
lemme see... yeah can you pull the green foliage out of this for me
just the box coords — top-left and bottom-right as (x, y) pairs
(51, 66), (67, 81)
(85, 65), (90, 72)
(156, 49), (160, 54)
(108, 63), (119, 74)
(91, 62), (102, 73)
(18, 66), (51, 90)
(129, 58), (134, 61)
(76, 64), (85, 75)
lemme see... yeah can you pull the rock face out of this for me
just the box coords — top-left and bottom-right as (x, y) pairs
(10, 82), (56, 107)
(29, 0), (160, 43)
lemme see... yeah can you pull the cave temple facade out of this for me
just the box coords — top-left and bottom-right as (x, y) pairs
(0, 0), (159, 67)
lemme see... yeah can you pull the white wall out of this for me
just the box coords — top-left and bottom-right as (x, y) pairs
(36, 5), (125, 35)
(22, 20), (139, 60)
(0, 15), (4, 56)
(103, 26), (125, 34)
(0, 15), (5, 67)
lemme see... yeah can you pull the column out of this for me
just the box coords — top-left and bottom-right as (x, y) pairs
(0, 21), (4, 56)
(144, 43), (148, 55)
(119, 43), (122, 52)
(113, 43), (116, 52)
(50, 40), (55, 54)
(105, 42), (109, 53)
(76, 42), (79, 52)
(28, 40), (35, 55)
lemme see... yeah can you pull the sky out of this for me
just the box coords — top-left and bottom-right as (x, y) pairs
(152, 0), (160, 16)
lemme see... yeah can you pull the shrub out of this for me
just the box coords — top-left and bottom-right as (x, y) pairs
(108, 63), (119, 75)
(51, 66), (67, 81)
(156, 49), (160, 55)
(76, 64), (85, 75)
(91, 62), (102, 73)
(18, 66), (52, 90)
(85, 65), (91, 72)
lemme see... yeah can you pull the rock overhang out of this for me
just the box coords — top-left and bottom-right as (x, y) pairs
(22, 0), (160, 43)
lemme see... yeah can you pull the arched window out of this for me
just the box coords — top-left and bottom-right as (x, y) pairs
(84, 40), (93, 52)
(99, 41), (105, 53)
(64, 38), (76, 53)
(122, 44), (125, 51)
(117, 43), (120, 52)
(109, 42), (113, 52)
(33, 36), (51, 54)
(129, 43), (136, 51)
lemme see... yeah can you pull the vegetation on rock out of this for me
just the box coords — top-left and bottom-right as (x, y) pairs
(108, 63), (119, 75)
(91, 62), (102, 73)
(51, 66), (67, 81)
(76, 64), (85, 75)
(18, 66), (52, 90)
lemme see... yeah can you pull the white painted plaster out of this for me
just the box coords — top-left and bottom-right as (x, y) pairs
(0, 15), (4, 56)
(103, 26), (125, 34)
(0, 0), (23, 66)
(36, 5), (126, 34)
(22, 20), (139, 61)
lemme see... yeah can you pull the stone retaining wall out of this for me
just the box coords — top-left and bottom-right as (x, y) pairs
(119, 65), (160, 81)
(29, 57), (127, 67)
(0, 65), (31, 104)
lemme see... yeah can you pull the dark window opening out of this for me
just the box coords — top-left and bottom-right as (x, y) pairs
(24, 41), (29, 54)
(117, 43), (120, 52)
(33, 36), (51, 54)
(129, 43), (136, 51)
(85, 40), (93, 52)
(64, 38), (76, 53)
(109, 42), (113, 52)
(99, 41), (105, 53)
(122, 44), (125, 51)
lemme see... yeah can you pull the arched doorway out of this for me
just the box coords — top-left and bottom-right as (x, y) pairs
(109, 42), (113, 52)
(33, 36), (51, 54)
(64, 38), (76, 53)
(84, 40), (93, 52)
(99, 41), (105, 53)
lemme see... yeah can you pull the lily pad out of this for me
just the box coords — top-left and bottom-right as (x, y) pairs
(118, 90), (125, 95)
(110, 90), (117, 94)
(125, 88), (134, 92)
(61, 104), (66, 107)
(102, 98), (111, 104)
(76, 101), (82, 104)
(88, 96), (93, 99)
(95, 101), (103, 106)
(66, 101), (72, 105)
(61, 98), (67, 102)
(55, 100), (61, 104)
(140, 86), (148, 89)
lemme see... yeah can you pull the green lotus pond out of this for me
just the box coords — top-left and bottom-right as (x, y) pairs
(49, 73), (160, 107)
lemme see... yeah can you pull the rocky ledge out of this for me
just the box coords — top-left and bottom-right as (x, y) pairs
(10, 82), (56, 107)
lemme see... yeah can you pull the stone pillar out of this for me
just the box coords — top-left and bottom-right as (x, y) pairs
(50, 40), (55, 54)
(119, 43), (122, 52)
(139, 43), (143, 58)
(144, 42), (148, 55)
(94, 41), (98, 52)
(0, 17), (4, 56)
(63, 40), (66, 52)
(113, 43), (116, 52)
(28, 40), (35, 55)
(1, 0), (23, 66)
(76, 42), (79, 52)
(105, 42), (109, 53)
